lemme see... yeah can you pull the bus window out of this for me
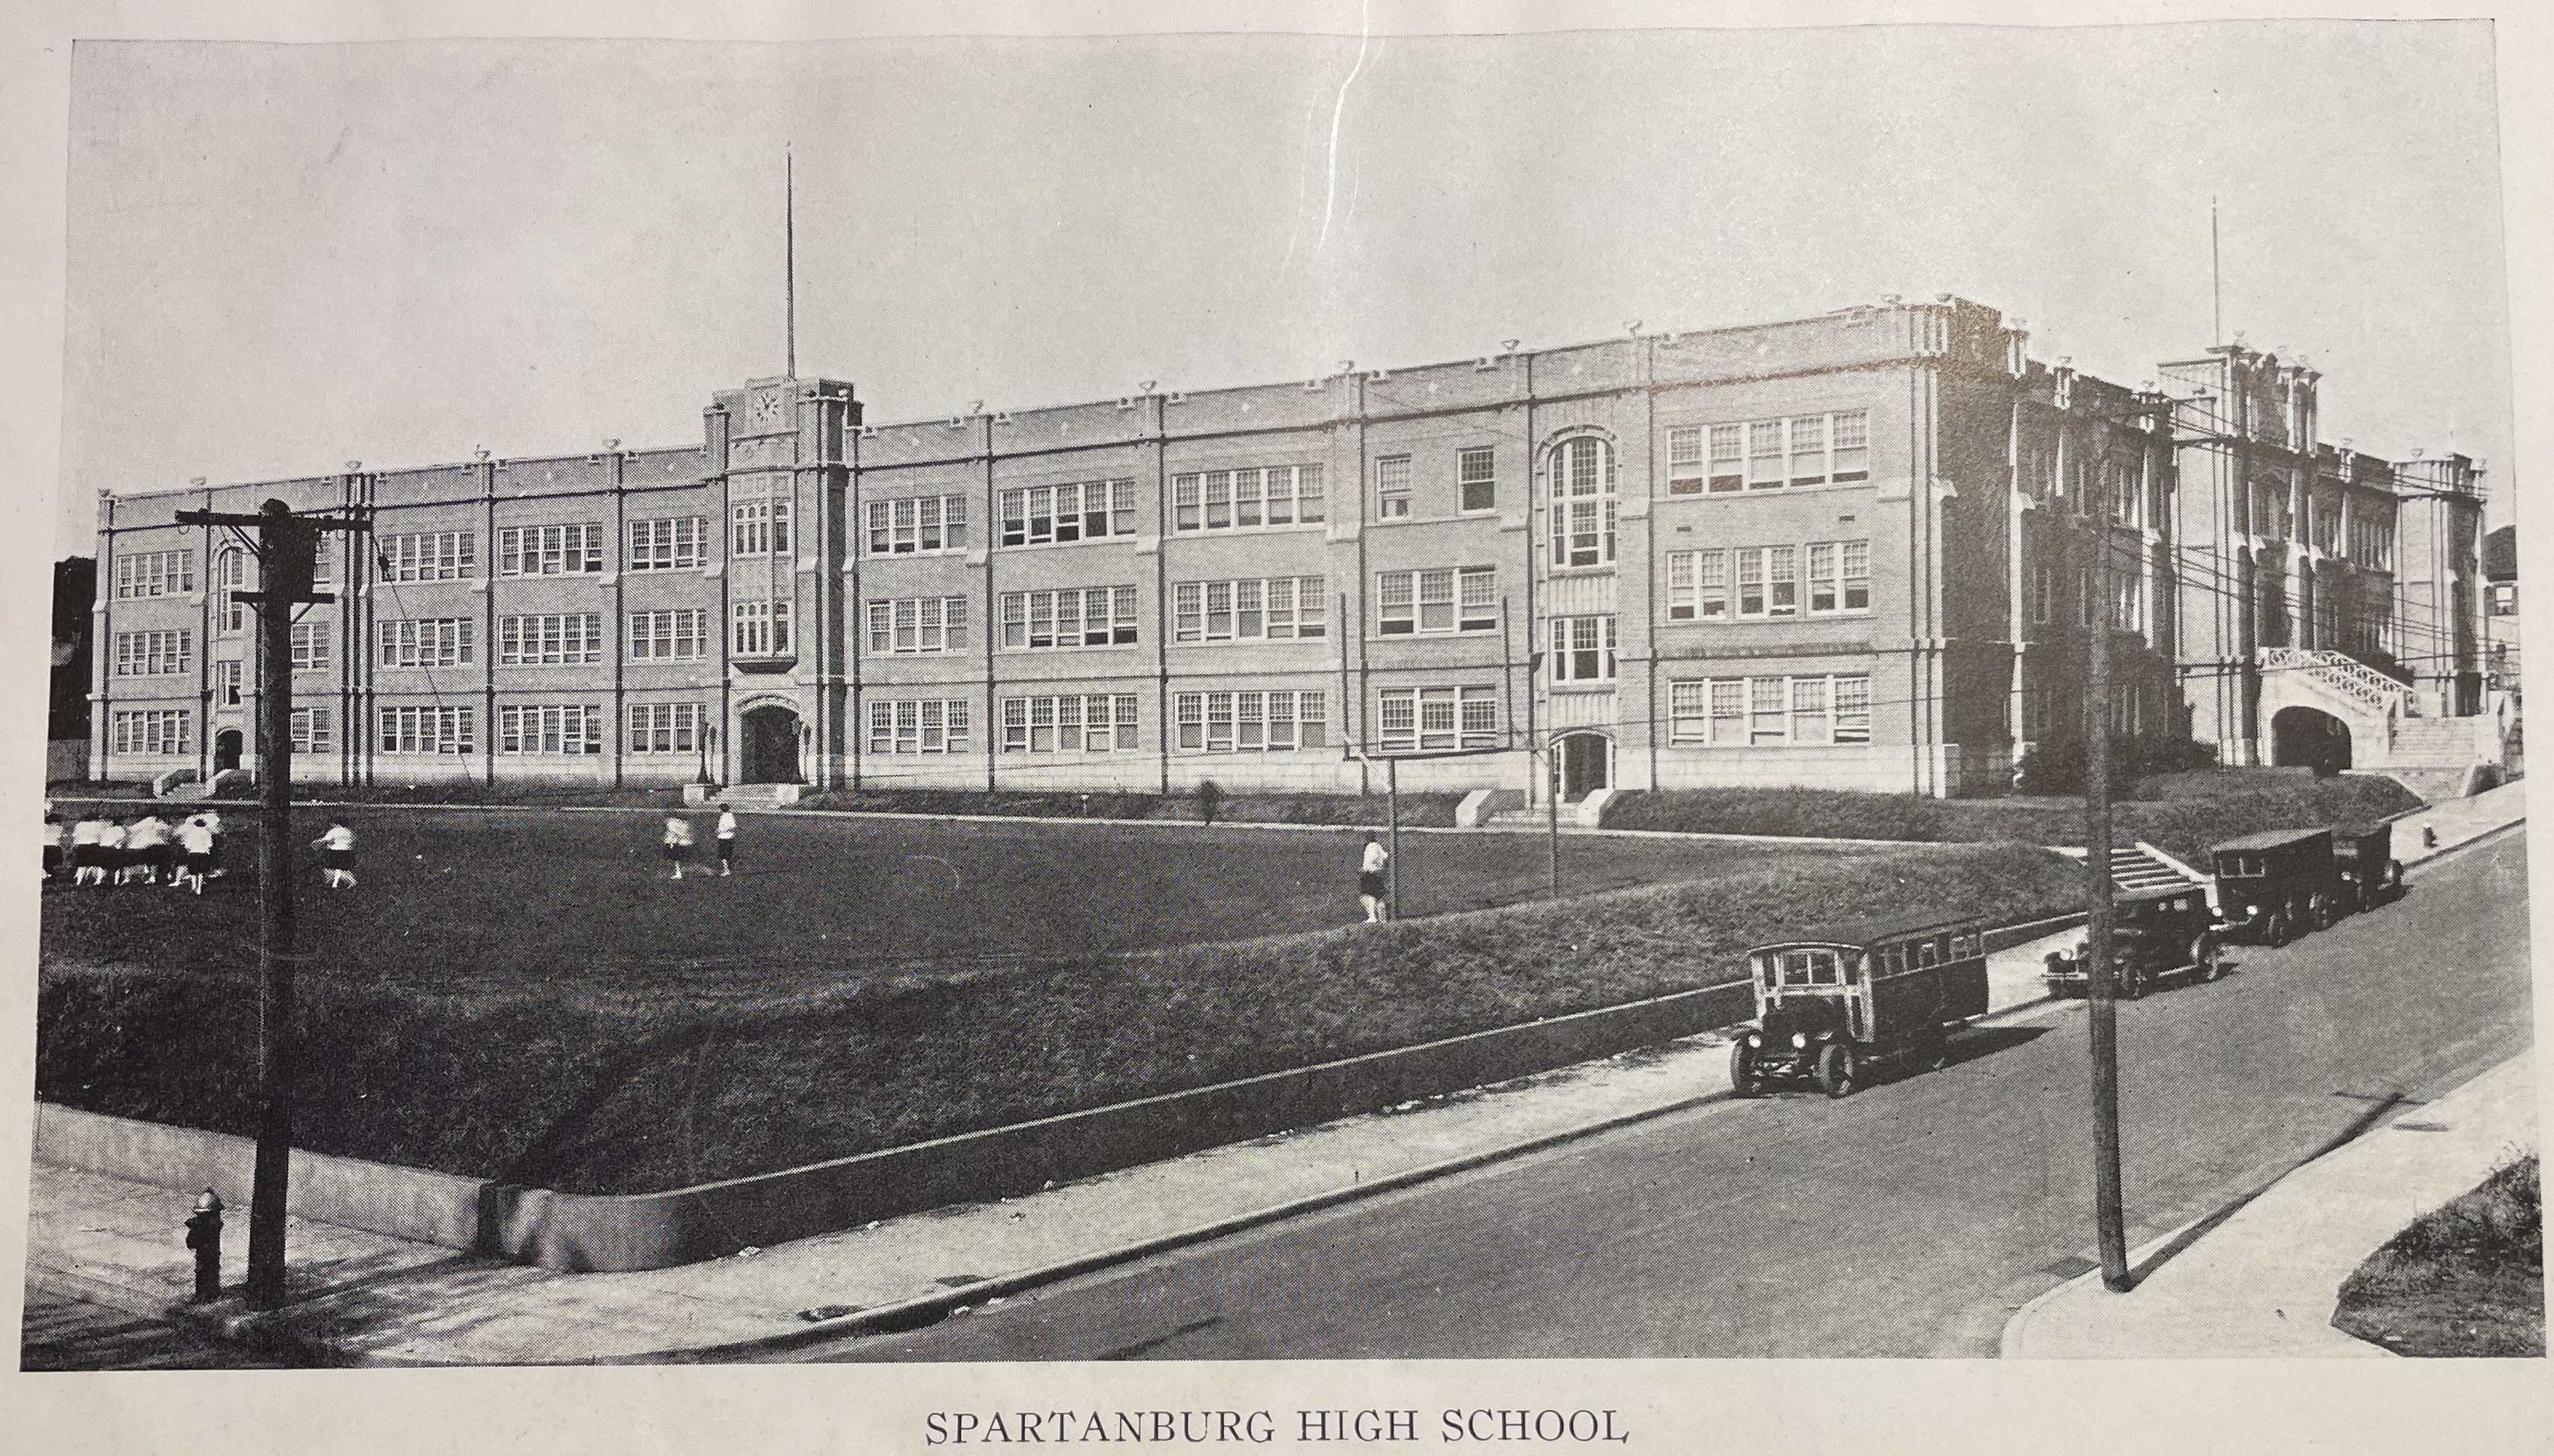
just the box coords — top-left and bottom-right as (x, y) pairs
(1916, 940), (1941, 968)
(1781, 952), (1814, 987)
(1808, 950), (1841, 986)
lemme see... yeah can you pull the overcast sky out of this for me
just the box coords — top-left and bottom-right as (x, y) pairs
(57, 20), (2513, 555)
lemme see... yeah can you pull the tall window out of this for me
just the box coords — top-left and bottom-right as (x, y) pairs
(999, 587), (1139, 649)
(112, 630), (193, 677)
(873, 494), (973, 554)
(627, 516), (708, 572)
(290, 705), (332, 754)
(2032, 562), (2058, 625)
(1549, 615), (1617, 682)
(378, 531), (476, 583)
(1806, 541), (1870, 615)
(216, 548), (251, 633)
(731, 599), (794, 656)
(1458, 448), (1497, 512)
(1375, 456), (1413, 519)
(1377, 686), (1500, 753)
(1665, 549), (1729, 621)
(865, 597), (970, 656)
(1731, 547), (1799, 619)
(730, 498), (793, 556)
(378, 618), (474, 668)
(500, 704), (606, 754)
(289, 621), (332, 671)
(110, 709), (192, 756)
(1001, 694), (1139, 752)
(1171, 466), (1325, 532)
(1377, 567), (1497, 635)
(627, 609), (709, 661)
(1548, 436), (1616, 566)
(213, 659), (242, 706)
(497, 613), (605, 666)
(628, 702), (705, 754)
(1172, 577), (1327, 642)
(868, 699), (972, 754)
(1173, 690), (1329, 752)
(497, 524), (604, 577)
(379, 705), (476, 754)
(115, 550), (194, 599)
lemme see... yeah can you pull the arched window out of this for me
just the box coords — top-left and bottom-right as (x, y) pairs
(216, 548), (252, 634)
(1547, 436), (1616, 567)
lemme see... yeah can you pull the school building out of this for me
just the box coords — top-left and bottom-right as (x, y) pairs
(87, 294), (2504, 807)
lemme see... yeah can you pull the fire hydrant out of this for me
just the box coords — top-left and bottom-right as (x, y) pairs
(183, 1188), (223, 1304)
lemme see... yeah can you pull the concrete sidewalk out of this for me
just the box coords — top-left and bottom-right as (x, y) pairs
(23, 793), (2525, 1365)
(24, 922), (2085, 1366)
(2002, 1051), (2537, 1358)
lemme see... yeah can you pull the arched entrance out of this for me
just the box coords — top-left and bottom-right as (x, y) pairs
(2270, 706), (2352, 775)
(739, 703), (803, 785)
(1555, 732), (1613, 802)
(213, 730), (243, 774)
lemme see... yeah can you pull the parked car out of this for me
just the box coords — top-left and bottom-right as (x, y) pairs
(2332, 822), (2407, 913)
(2208, 827), (2339, 946)
(2040, 885), (2223, 999)
(1730, 915), (1992, 1098)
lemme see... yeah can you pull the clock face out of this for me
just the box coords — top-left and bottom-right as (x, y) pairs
(749, 388), (786, 430)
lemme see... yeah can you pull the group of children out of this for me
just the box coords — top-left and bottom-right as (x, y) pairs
(41, 805), (361, 893)
(661, 805), (740, 879)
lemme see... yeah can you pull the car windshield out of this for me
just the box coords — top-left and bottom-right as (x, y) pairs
(1774, 948), (1846, 987)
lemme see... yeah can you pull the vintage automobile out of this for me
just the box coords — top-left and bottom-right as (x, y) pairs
(2039, 884), (2223, 999)
(2332, 822), (2407, 913)
(2208, 826), (2340, 946)
(1729, 915), (1993, 1099)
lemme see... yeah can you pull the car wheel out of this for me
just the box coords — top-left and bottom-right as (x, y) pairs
(2265, 911), (2291, 947)
(2311, 894), (2335, 931)
(2118, 963), (2145, 1000)
(1815, 1042), (1860, 1098)
(2192, 934), (2222, 982)
(1730, 1042), (1765, 1098)
(1916, 1026), (1951, 1071)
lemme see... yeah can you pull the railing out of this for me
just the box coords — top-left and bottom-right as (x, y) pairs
(2258, 647), (2421, 718)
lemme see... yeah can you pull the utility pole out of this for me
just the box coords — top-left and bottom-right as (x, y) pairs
(1384, 754), (1402, 921)
(174, 498), (367, 1311)
(2085, 451), (2130, 1294)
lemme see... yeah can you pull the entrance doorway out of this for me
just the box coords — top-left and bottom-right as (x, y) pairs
(213, 730), (243, 774)
(1555, 732), (1613, 802)
(739, 704), (803, 784)
(2269, 706), (2352, 775)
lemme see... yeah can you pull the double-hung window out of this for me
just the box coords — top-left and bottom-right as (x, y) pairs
(1376, 686), (1500, 753)
(627, 608), (708, 661)
(115, 550), (195, 599)
(999, 587), (1138, 649)
(730, 498), (793, 556)
(497, 613), (604, 666)
(379, 531), (476, 583)
(378, 705), (475, 755)
(499, 704), (605, 755)
(1806, 540), (1870, 614)
(1376, 567), (1496, 635)
(1457, 448), (1497, 512)
(1732, 548), (1797, 618)
(213, 659), (242, 706)
(216, 549), (252, 633)
(497, 524), (604, 577)
(1375, 456), (1413, 519)
(627, 517), (708, 571)
(865, 596), (969, 655)
(1170, 466), (1325, 532)
(290, 706), (332, 754)
(1172, 577), (1327, 642)
(1665, 550), (1728, 620)
(627, 703), (704, 754)
(378, 618), (473, 668)
(870, 494), (971, 555)
(112, 630), (193, 678)
(868, 699), (972, 754)
(731, 599), (794, 656)
(1699, 411), (1871, 494)
(1548, 437), (1616, 566)
(111, 709), (193, 756)
(1549, 616), (1617, 682)
(1172, 690), (1329, 752)
(289, 621), (332, 671)
(1000, 694), (1139, 752)
(998, 481), (1131, 547)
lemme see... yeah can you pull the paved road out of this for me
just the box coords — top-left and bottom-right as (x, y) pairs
(18, 1286), (313, 1371)
(799, 828), (2533, 1361)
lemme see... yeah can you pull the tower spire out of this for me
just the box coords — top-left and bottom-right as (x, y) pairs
(785, 144), (797, 380)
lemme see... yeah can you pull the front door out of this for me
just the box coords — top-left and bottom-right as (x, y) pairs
(213, 730), (243, 774)
(739, 705), (801, 784)
(1558, 733), (1611, 802)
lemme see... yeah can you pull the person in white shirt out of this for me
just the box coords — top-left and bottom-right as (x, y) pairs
(714, 804), (739, 877)
(1358, 831), (1391, 923)
(40, 814), (63, 883)
(662, 814), (695, 880)
(69, 813), (108, 886)
(96, 817), (131, 887)
(197, 809), (225, 879)
(312, 821), (358, 889)
(176, 815), (218, 895)
(124, 813), (172, 886)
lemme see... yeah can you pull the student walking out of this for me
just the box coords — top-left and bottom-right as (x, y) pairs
(662, 813), (695, 879)
(96, 817), (131, 887)
(39, 813), (63, 884)
(714, 803), (739, 877)
(1358, 831), (1391, 923)
(69, 812), (108, 886)
(312, 821), (358, 889)
(176, 815), (217, 895)
(125, 812), (172, 887)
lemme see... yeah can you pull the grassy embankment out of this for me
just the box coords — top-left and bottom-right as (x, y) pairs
(2332, 1157), (2543, 1357)
(1604, 772), (2423, 864)
(38, 840), (2078, 1195)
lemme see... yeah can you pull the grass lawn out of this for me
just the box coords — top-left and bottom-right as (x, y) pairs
(35, 806), (2080, 1194)
(2332, 1158), (2543, 1357)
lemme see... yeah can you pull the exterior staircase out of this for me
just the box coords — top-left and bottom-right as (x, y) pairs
(2054, 842), (2210, 895)
(2258, 647), (2420, 720)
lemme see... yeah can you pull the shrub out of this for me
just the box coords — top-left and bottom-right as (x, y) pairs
(1195, 779), (1227, 826)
